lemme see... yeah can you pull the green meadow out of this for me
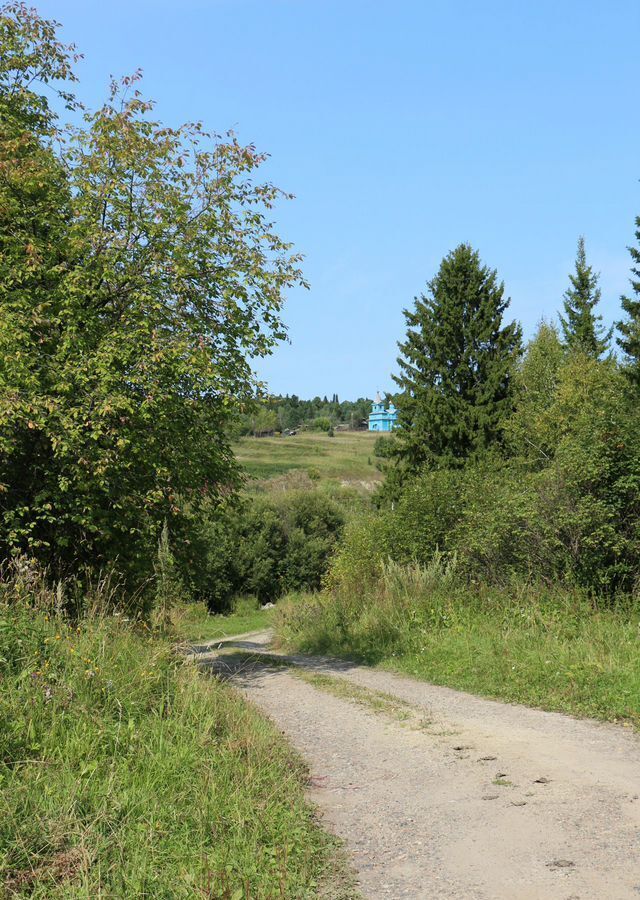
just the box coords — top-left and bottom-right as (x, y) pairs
(235, 431), (382, 486)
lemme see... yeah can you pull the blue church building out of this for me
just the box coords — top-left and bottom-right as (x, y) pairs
(368, 393), (398, 432)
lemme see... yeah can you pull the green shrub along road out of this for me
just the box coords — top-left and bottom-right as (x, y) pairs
(184, 490), (347, 612)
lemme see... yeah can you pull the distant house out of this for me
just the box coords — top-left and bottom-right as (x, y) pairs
(368, 393), (397, 432)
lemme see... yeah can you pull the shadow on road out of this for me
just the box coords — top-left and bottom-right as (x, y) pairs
(193, 637), (363, 691)
(188, 637), (269, 655)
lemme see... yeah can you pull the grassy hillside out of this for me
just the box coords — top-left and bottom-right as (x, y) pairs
(235, 431), (382, 487)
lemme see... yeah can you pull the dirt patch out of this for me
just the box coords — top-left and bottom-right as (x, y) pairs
(4, 847), (88, 895)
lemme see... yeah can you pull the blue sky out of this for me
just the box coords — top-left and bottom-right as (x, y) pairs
(38, 0), (640, 398)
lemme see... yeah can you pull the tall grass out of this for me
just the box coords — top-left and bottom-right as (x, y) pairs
(0, 568), (349, 897)
(277, 560), (640, 728)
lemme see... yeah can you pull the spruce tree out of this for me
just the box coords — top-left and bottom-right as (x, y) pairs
(617, 216), (640, 385)
(393, 244), (522, 474)
(560, 236), (611, 356)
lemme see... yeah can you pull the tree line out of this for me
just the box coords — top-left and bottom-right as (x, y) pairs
(235, 394), (372, 436)
(371, 228), (640, 598)
(383, 231), (640, 484)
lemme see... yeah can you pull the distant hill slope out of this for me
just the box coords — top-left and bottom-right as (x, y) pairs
(235, 431), (382, 487)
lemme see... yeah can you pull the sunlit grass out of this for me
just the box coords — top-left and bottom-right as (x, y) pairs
(277, 570), (640, 729)
(0, 600), (353, 897)
(235, 431), (381, 485)
(175, 597), (274, 643)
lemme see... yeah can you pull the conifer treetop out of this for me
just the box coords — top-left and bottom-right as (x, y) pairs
(559, 236), (612, 357)
(617, 216), (640, 385)
(391, 243), (522, 476)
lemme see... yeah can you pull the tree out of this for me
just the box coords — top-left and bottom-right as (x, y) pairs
(617, 216), (640, 385)
(0, 4), (305, 582)
(392, 244), (522, 475)
(560, 236), (611, 356)
(251, 408), (278, 436)
(0, 3), (80, 564)
(504, 320), (566, 467)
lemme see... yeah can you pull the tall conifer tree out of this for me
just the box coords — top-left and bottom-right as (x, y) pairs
(617, 216), (640, 385)
(392, 244), (522, 474)
(560, 236), (611, 356)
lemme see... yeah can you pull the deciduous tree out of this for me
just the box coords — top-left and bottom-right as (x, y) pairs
(0, 3), (305, 582)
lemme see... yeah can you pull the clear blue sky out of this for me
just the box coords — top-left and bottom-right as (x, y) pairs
(38, 0), (640, 399)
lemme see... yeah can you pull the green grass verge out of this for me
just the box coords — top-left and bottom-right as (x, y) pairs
(0, 603), (352, 897)
(276, 577), (640, 729)
(176, 598), (274, 643)
(380, 607), (640, 728)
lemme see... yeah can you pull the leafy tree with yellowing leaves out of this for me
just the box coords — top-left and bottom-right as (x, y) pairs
(0, 3), (305, 583)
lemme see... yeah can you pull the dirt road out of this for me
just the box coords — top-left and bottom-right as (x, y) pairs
(194, 631), (640, 899)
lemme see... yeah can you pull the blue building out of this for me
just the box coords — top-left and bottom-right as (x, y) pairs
(368, 393), (398, 432)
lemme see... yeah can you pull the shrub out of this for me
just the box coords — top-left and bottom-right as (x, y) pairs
(330, 352), (640, 599)
(187, 491), (346, 611)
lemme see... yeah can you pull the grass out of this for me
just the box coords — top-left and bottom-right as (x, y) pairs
(276, 563), (640, 730)
(235, 431), (381, 487)
(175, 597), (274, 644)
(287, 668), (435, 729)
(0, 598), (354, 898)
(380, 600), (640, 728)
(230, 654), (421, 726)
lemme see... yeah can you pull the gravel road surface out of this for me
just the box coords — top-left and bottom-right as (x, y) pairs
(194, 631), (640, 899)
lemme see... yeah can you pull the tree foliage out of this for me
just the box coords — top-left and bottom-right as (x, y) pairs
(187, 492), (345, 610)
(234, 394), (372, 435)
(559, 236), (611, 356)
(0, 4), (304, 582)
(617, 216), (640, 385)
(392, 244), (522, 476)
(344, 348), (640, 599)
(504, 320), (566, 467)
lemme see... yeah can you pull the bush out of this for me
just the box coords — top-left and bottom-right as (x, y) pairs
(328, 448), (640, 599)
(187, 491), (346, 611)
(310, 417), (332, 432)
(331, 352), (640, 599)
